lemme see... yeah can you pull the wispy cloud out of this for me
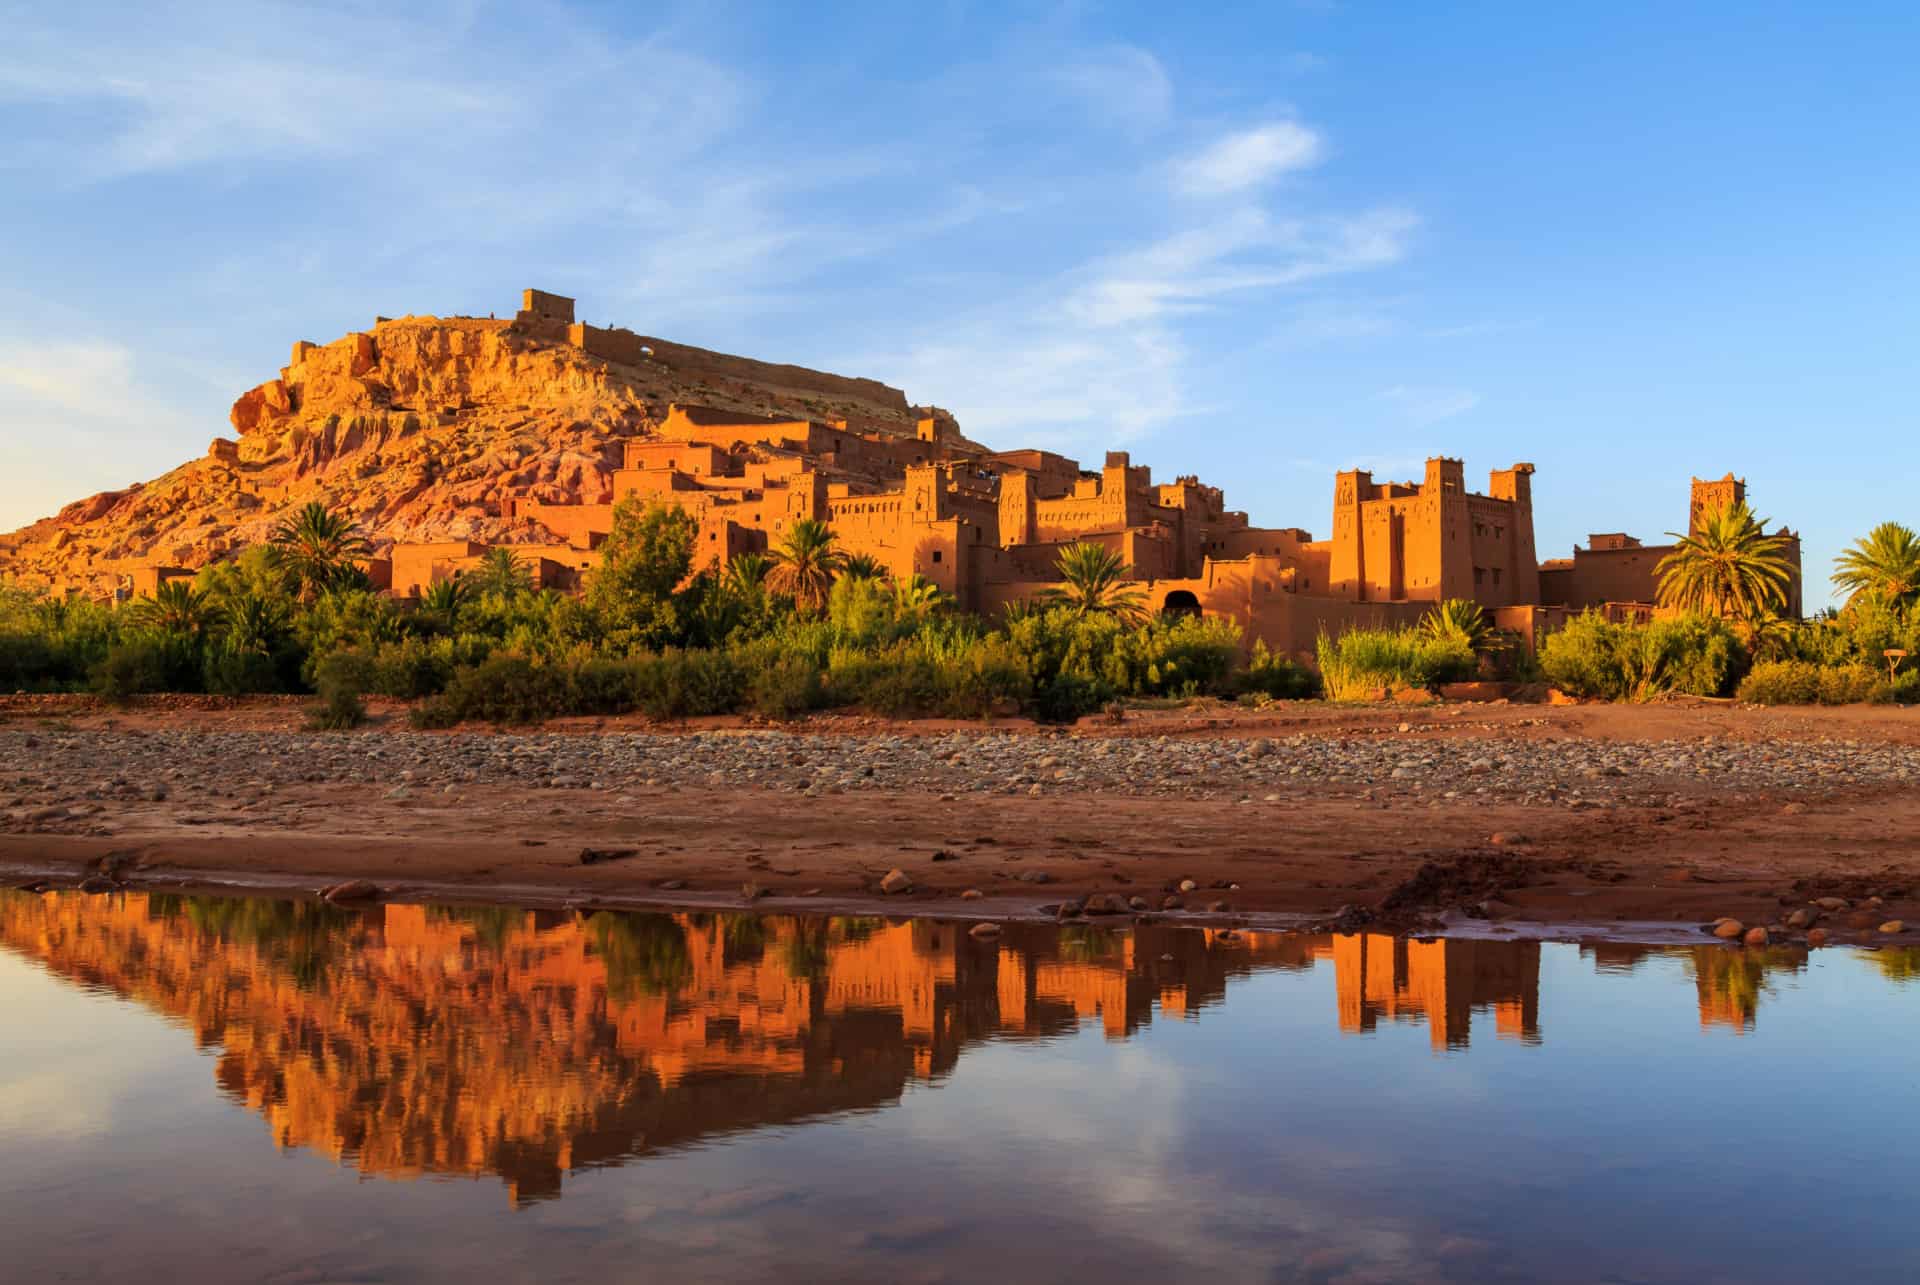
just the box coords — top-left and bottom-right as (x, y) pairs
(1378, 385), (1481, 425)
(1052, 44), (1174, 132)
(1173, 121), (1324, 196)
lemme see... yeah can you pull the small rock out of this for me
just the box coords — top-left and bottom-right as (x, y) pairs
(1161, 895), (1184, 910)
(1016, 870), (1052, 885)
(959, 888), (984, 900)
(968, 921), (1001, 939)
(1711, 919), (1745, 939)
(78, 875), (117, 894)
(1781, 801), (1807, 815)
(1743, 926), (1769, 946)
(1879, 920), (1906, 935)
(880, 868), (913, 895)
(1814, 896), (1849, 911)
(930, 850), (958, 862)
(1786, 909), (1815, 930)
(1128, 895), (1150, 912)
(741, 882), (766, 901)
(658, 879), (686, 891)
(1806, 928), (1829, 947)
(1178, 878), (1198, 893)
(322, 879), (380, 904)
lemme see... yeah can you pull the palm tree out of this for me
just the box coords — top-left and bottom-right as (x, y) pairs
(841, 553), (886, 581)
(419, 577), (470, 621)
(1655, 502), (1794, 622)
(767, 519), (843, 615)
(1420, 598), (1493, 652)
(471, 546), (530, 598)
(128, 580), (225, 638)
(1833, 522), (1920, 611)
(268, 502), (370, 602)
(224, 592), (289, 654)
(1040, 543), (1145, 622)
(723, 553), (771, 600)
(888, 573), (945, 618)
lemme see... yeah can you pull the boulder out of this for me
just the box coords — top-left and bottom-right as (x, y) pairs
(879, 868), (913, 895)
(1711, 919), (1745, 939)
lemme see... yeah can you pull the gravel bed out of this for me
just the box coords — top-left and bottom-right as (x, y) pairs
(2, 727), (1913, 820)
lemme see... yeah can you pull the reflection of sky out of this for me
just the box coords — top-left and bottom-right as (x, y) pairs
(2, 939), (1915, 1284)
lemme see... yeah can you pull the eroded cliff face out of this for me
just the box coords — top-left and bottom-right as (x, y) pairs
(0, 314), (931, 596)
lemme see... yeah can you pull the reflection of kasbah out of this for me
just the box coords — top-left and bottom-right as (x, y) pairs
(1581, 942), (1810, 1033)
(1321, 934), (1542, 1050)
(113, 288), (1798, 654)
(0, 893), (1311, 1205)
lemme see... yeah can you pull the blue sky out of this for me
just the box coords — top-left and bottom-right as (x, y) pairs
(1, 1), (1914, 605)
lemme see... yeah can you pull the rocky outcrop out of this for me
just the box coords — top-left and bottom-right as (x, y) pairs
(0, 311), (940, 596)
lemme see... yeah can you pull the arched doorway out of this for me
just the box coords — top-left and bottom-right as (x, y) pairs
(1162, 589), (1201, 618)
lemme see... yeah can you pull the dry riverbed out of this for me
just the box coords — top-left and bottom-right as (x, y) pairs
(1, 694), (1916, 945)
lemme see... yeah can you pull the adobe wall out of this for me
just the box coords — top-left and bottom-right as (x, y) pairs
(390, 541), (487, 597)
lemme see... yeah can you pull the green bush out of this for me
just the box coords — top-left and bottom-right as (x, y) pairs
(308, 683), (367, 730)
(1540, 611), (1744, 701)
(749, 655), (825, 720)
(1736, 660), (1821, 705)
(430, 654), (571, 725)
(1316, 627), (1474, 701)
(90, 640), (182, 700)
(1817, 664), (1893, 705)
(202, 645), (284, 695)
(1234, 640), (1321, 700)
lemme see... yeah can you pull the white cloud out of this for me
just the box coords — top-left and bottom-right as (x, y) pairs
(1379, 385), (1482, 425)
(1173, 121), (1323, 196)
(1052, 44), (1174, 131)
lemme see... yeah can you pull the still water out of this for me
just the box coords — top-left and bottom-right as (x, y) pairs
(0, 889), (1913, 1284)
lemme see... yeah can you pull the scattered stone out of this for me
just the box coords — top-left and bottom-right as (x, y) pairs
(321, 879), (380, 904)
(1786, 909), (1815, 930)
(1743, 925), (1769, 946)
(1814, 896), (1850, 912)
(930, 849), (958, 862)
(77, 875), (117, 894)
(1879, 920), (1906, 935)
(1807, 928), (1829, 947)
(879, 868), (913, 895)
(1178, 878), (1198, 893)
(1128, 895), (1150, 912)
(967, 921), (1001, 939)
(1016, 870), (1052, 885)
(741, 882), (767, 901)
(1082, 892), (1127, 915)
(1712, 919), (1745, 939)
(578, 846), (639, 865)
(657, 879), (686, 891)
(1161, 895), (1184, 911)
(1781, 801), (1807, 815)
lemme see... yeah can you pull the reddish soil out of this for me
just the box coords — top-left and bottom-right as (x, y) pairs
(3, 694), (1917, 945)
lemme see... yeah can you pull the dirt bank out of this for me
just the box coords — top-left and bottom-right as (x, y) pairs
(2, 695), (1915, 944)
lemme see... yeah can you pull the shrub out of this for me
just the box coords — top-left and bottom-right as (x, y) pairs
(1033, 671), (1108, 722)
(1817, 664), (1893, 705)
(1541, 611), (1744, 701)
(90, 640), (179, 700)
(1736, 660), (1821, 705)
(748, 655), (824, 720)
(1316, 627), (1474, 702)
(421, 654), (571, 725)
(1234, 640), (1321, 700)
(629, 648), (745, 720)
(308, 683), (367, 730)
(203, 645), (283, 695)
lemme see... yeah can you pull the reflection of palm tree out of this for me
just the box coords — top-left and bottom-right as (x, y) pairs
(431, 904), (525, 951)
(782, 918), (834, 983)
(586, 912), (693, 1000)
(1870, 946), (1920, 984)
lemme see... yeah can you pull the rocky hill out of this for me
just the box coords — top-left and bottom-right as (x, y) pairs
(0, 299), (958, 596)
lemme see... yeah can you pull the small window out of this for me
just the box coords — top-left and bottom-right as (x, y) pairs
(1492, 567), (1502, 585)
(932, 550), (943, 563)
(1474, 567), (1485, 586)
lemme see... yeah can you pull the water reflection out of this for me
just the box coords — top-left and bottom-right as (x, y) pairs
(0, 890), (1847, 1206)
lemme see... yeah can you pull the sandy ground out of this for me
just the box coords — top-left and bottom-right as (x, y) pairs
(2, 693), (1915, 944)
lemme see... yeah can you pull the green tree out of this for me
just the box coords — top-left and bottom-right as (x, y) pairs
(419, 577), (470, 624)
(127, 580), (225, 639)
(268, 501), (371, 603)
(1419, 598), (1493, 653)
(586, 498), (697, 629)
(767, 518), (843, 616)
(1655, 502), (1794, 622)
(1040, 543), (1145, 623)
(471, 546), (531, 598)
(724, 553), (771, 599)
(889, 573), (945, 619)
(841, 553), (886, 581)
(1833, 521), (1920, 611)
